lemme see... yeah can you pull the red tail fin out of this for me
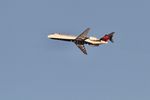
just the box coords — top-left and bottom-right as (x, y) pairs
(100, 32), (115, 42)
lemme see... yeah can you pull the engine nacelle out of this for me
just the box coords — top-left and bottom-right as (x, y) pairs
(89, 37), (99, 40)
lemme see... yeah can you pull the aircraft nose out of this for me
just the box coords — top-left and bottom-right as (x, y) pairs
(48, 34), (53, 38)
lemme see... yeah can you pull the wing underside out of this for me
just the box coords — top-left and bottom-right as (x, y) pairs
(75, 44), (87, 55)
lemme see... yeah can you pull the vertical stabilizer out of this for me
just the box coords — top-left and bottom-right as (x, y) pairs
(100, 32), (115, 43)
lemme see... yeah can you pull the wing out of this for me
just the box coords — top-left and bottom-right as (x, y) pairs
(75, 44), (87, 55)
(76, 28), (90, 40)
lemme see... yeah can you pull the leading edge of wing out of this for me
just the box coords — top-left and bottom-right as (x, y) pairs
(75, 44), (87, 55)
(76, 28), (90, 40)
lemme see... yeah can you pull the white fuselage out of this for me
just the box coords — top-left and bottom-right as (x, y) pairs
(48, 33), (108, 46)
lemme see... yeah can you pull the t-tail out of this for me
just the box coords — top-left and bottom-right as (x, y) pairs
(100, 32), (115, 43)
(108, 32), (115, 43)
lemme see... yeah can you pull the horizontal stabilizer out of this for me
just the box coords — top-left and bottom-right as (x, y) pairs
(108, 32), (115, 43)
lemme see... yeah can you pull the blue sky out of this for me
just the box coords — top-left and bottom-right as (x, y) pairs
(0, 0), (150, 100)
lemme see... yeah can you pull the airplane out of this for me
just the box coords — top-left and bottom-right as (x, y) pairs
(48, 28), (115, 55)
